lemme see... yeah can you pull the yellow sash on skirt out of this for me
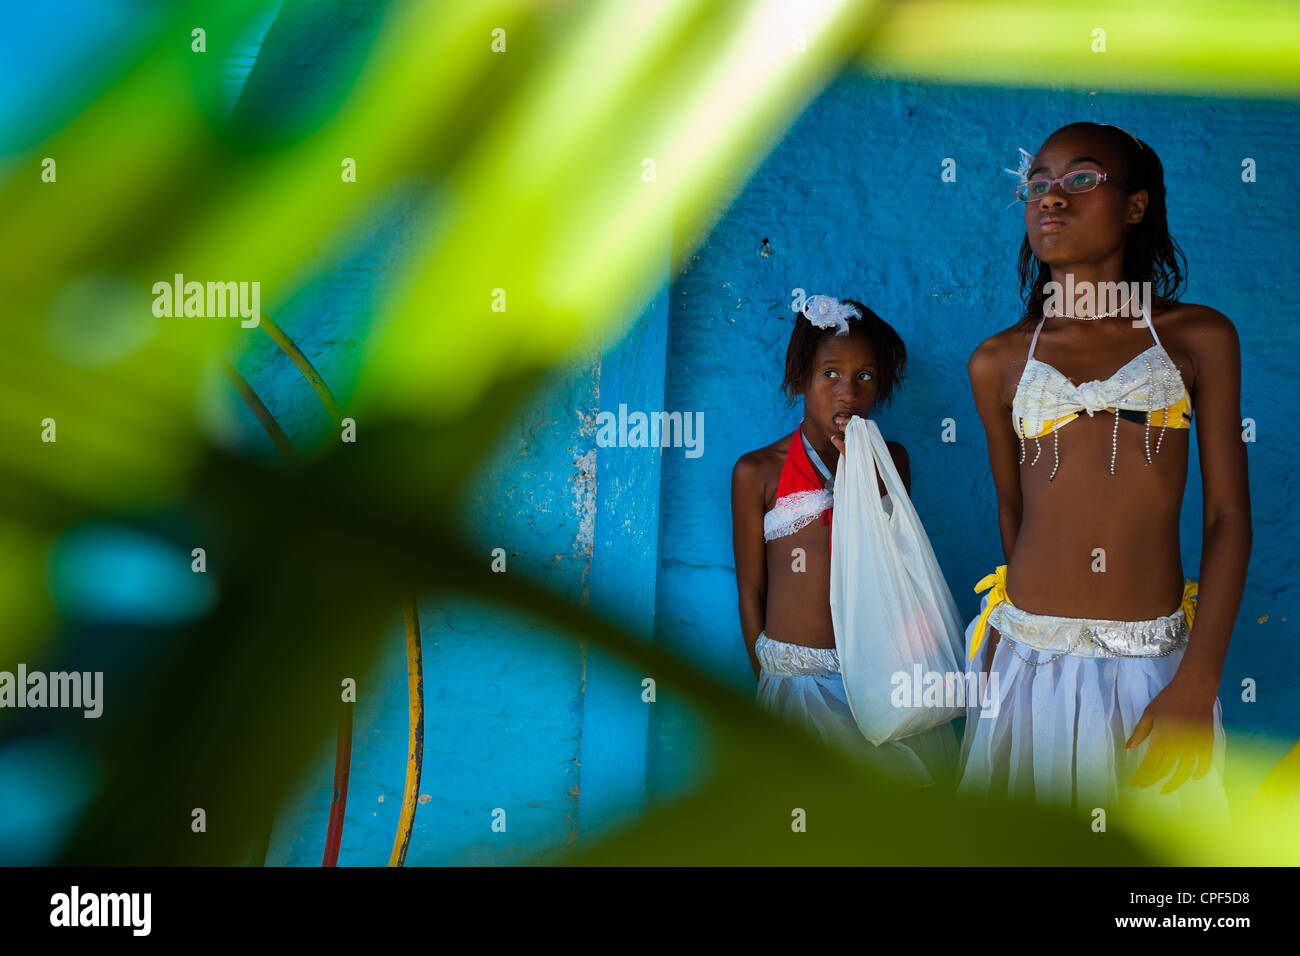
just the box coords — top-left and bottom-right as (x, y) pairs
(969, 566), (1198, 662)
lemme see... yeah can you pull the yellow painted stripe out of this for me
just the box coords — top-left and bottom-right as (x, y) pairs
(257, 311), (344, 424)
(388, 597), (425, 866)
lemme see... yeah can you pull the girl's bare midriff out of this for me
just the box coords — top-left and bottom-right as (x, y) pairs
(764, 518), (837, 648)
(756, 431), (891, 650)
(1007, 398), (1190, 620)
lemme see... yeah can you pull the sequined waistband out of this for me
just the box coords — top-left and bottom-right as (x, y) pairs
(989, 601), (1189, 660)
(755, 633), (840, 677)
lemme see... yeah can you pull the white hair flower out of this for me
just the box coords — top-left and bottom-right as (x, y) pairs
(801, 294), (862, 336)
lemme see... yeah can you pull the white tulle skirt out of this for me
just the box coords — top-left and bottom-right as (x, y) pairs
(957, 593), (1230, 820)
(755, 633), (959, 791)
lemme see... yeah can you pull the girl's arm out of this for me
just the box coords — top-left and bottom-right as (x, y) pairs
(1180, 310), (1251, 694)
(968, 338), (1025, 672)
(1129, 310), (1251, 792)
(731, 454), (769, 681)
(969, 339), (1024, 561)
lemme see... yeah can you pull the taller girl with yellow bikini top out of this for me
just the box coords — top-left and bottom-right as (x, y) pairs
(961, 123), (1250, 816)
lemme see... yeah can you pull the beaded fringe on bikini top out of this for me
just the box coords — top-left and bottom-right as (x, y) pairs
(1011, 314), (1190, 481)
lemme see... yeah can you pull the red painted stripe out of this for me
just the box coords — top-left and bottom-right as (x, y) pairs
(322, 704), (353, 866)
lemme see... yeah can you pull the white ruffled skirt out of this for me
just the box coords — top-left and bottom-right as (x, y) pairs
(958, 593), (1230, 820)
(755, 633), (959, 791)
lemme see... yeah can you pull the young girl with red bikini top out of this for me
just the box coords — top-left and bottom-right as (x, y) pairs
(731, 295), (957, 788)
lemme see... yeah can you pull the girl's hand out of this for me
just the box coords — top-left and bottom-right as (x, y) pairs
(1126, 676), (1217, 793)
(830, 434), (845, 456)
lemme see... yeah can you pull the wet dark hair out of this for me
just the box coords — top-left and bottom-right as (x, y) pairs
(1015, 122), (1187, 330)
(781, 299), (906, 406)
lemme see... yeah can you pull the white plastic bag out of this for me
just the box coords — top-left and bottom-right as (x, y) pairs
(830, 416), (965, 745)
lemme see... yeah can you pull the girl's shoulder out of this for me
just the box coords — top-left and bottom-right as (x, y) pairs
(1150, 300), (1237, 342)
(733, 433), (795, 508)
(734, 431), (792, 469)
(884, 438), (908, 461)
(969, 321), (1036, 366)
(968, 322), (1035, 398)
(1149, 300), (1240, 392)
(881, 438), (910, 494)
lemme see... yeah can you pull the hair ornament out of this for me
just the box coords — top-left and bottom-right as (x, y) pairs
(801, 295), (861, 335)
(1000, 147), (1036, 209)
(1004, 147), (1034, 181)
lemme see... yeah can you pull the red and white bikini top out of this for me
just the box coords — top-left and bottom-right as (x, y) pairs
(763, 423), (836, 552)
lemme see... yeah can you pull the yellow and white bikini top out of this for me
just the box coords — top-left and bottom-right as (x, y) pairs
(1012, 305), (1192, 480)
